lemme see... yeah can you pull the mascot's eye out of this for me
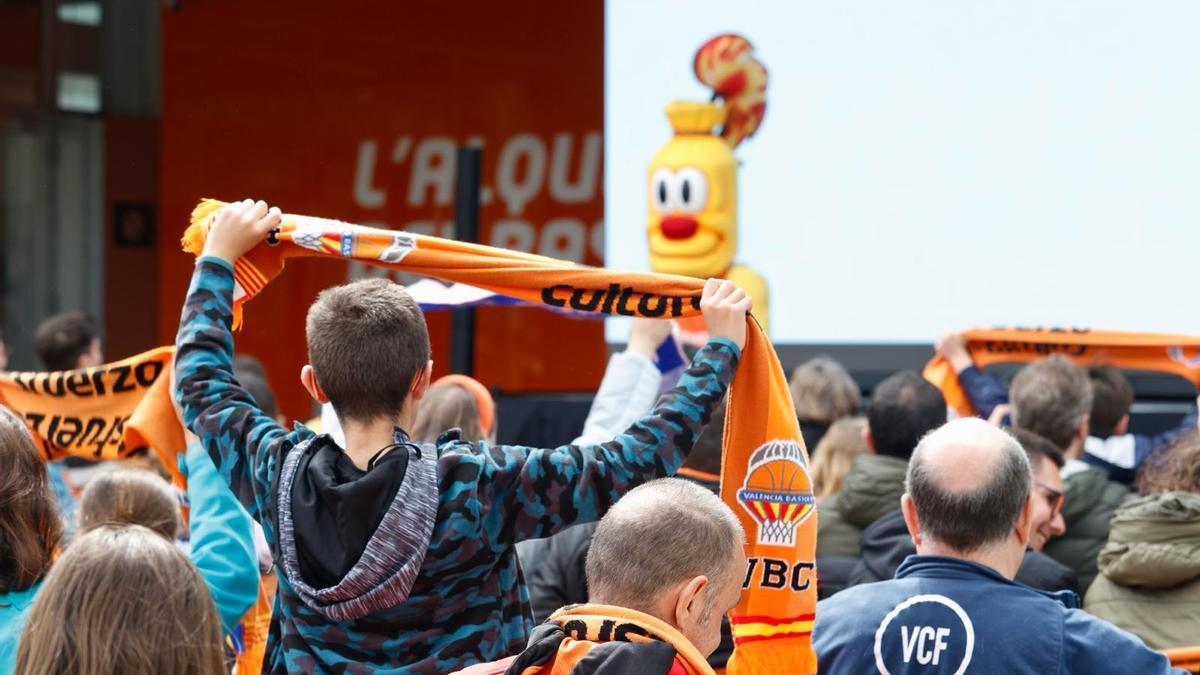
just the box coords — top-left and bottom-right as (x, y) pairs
(675, 167), (708, 214)
(650, 167), (676, 213)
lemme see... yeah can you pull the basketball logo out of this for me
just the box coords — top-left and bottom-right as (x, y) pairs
(737, 440), (815, 547)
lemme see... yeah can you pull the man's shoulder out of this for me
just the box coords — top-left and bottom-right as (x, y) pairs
(1060, 606), (1178, 673)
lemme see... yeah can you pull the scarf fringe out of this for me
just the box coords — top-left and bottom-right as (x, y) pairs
(182, 198), (245, 328)
(182, 198), (227, 255)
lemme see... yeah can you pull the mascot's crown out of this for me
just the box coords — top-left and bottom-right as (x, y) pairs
(665, 101), (727, 136)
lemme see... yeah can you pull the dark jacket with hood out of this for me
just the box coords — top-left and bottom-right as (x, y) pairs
(815, 453), (907, 597)
(1043, 462), (1127, 594)
(1085, 491), (1200, 649)
(816, 453), (908, 558)
(848, 509), (1081, 595)
(175, 257), (738, 673)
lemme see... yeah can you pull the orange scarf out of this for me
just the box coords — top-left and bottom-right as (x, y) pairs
(183, 198), (818, 674)
(233, 574), (276, 674)
(925, 328), (1200, 417)
(0, 346), (187, 486)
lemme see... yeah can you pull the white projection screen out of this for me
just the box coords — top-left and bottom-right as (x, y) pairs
(605, 1), (1200, 344)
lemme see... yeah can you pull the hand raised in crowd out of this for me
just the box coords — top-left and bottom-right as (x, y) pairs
(201, 199), (283, 264)
(626, 317), (674, 360)
(935, 331), (973, 373)
(700, 278), (752, 352)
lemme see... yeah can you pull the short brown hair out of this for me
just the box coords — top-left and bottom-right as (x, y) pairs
(16, 525), (226, 675)
(1136, 432), (1200, 495)
(1010, 427), (1065, 471)
(411, 382), (486, 443)
(1011, 355), (1093, 449)
(79, 469), (180, 540)
(0, 406), (61, 595)
(1087, 366), (1133, 438)
(789, 356), (860, 424)
(306, 278), (431, 424)
(34, 311), (98, 371)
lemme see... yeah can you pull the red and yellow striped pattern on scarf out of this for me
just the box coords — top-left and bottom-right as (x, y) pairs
(182, 199), (819, 674)
(924, 328), (1200, 417)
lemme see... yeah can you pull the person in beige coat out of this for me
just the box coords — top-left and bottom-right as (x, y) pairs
(1085, 433), (1200, 649)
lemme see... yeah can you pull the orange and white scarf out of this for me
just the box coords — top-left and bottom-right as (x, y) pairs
(183, 199), (819, 674)
(924, 327), (1200, 417)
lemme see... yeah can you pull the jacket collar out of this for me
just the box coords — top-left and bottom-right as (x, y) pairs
(895, 555), (1080, 608)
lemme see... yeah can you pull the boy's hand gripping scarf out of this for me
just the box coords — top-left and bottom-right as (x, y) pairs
(925, 328), (1200, 417)
(0, 346), (188, 486)
(183, 198), (820, 674)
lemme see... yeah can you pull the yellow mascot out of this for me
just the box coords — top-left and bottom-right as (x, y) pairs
(647, 34), (770, 335)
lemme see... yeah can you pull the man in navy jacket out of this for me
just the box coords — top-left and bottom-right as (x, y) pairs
(812, 418), (1182, 674)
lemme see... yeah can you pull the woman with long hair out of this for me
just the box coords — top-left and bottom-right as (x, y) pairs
(16, 524), (226, 675)
(0, 406), (62, 673)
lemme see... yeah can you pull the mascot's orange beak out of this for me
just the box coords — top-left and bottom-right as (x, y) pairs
(660, 215), (699, 240)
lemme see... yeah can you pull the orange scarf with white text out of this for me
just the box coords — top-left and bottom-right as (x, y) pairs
(182, 198), (819, 674)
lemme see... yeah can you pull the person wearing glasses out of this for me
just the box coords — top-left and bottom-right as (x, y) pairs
(846, 427), (1079, 595)
(813, 419), (1184, 675)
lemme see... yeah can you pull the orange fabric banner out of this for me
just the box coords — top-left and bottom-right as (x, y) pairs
(0, 346), (187, 486)
(924, 328), (1200, 417)
(233, 574), (277, 675)
(183, 199), (818, 674)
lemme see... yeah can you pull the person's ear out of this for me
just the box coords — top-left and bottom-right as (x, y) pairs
(673, 575), (709, 629)
(901, 493), (922, 547)
(410, 361), (433, 401)
(1114, 414), (1130, 437)
(300, 365), (329, 404)
(863, 427), (876, 454)
(1014, 492), (1034, 547)
(1076, 412), (1090, 441)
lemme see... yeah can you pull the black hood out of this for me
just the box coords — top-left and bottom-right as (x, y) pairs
(275, 430), (438, 621)
(851, 510), (911, 585)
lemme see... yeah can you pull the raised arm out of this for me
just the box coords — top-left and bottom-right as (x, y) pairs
(491, 279), (749, 542)
(174, 200), (294, 520)
(936, 332), (1009, 419)
(181, 440), (260, 635)
(494, 337), (737, 542)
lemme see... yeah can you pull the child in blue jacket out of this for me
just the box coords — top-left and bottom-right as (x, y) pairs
(174, 199), (751, 673)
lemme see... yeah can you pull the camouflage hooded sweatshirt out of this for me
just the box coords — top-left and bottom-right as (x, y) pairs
(174, 257), (739, 674)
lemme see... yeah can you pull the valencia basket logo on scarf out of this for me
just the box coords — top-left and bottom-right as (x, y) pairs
(737, 440), (815, 547)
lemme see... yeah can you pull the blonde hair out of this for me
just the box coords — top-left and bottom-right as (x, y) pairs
(411, 382), (487, 443)
(79, 469), (180, 540)
(16, 525), (225, 675)
(789, 357), (860, 424)
(810, 417), (869, 498)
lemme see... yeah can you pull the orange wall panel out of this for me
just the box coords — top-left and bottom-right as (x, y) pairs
(157, 1), (606, 421)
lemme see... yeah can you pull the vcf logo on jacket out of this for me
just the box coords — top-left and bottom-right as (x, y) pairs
(813, 556), (1184, 674)
(872, 594), (974, 673)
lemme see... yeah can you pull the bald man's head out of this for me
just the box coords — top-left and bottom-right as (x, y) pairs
(586, 478), (745, 618)
(906, 418), (1032, 553)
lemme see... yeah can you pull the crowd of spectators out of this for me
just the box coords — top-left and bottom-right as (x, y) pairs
(0, 200), (1195, 673)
